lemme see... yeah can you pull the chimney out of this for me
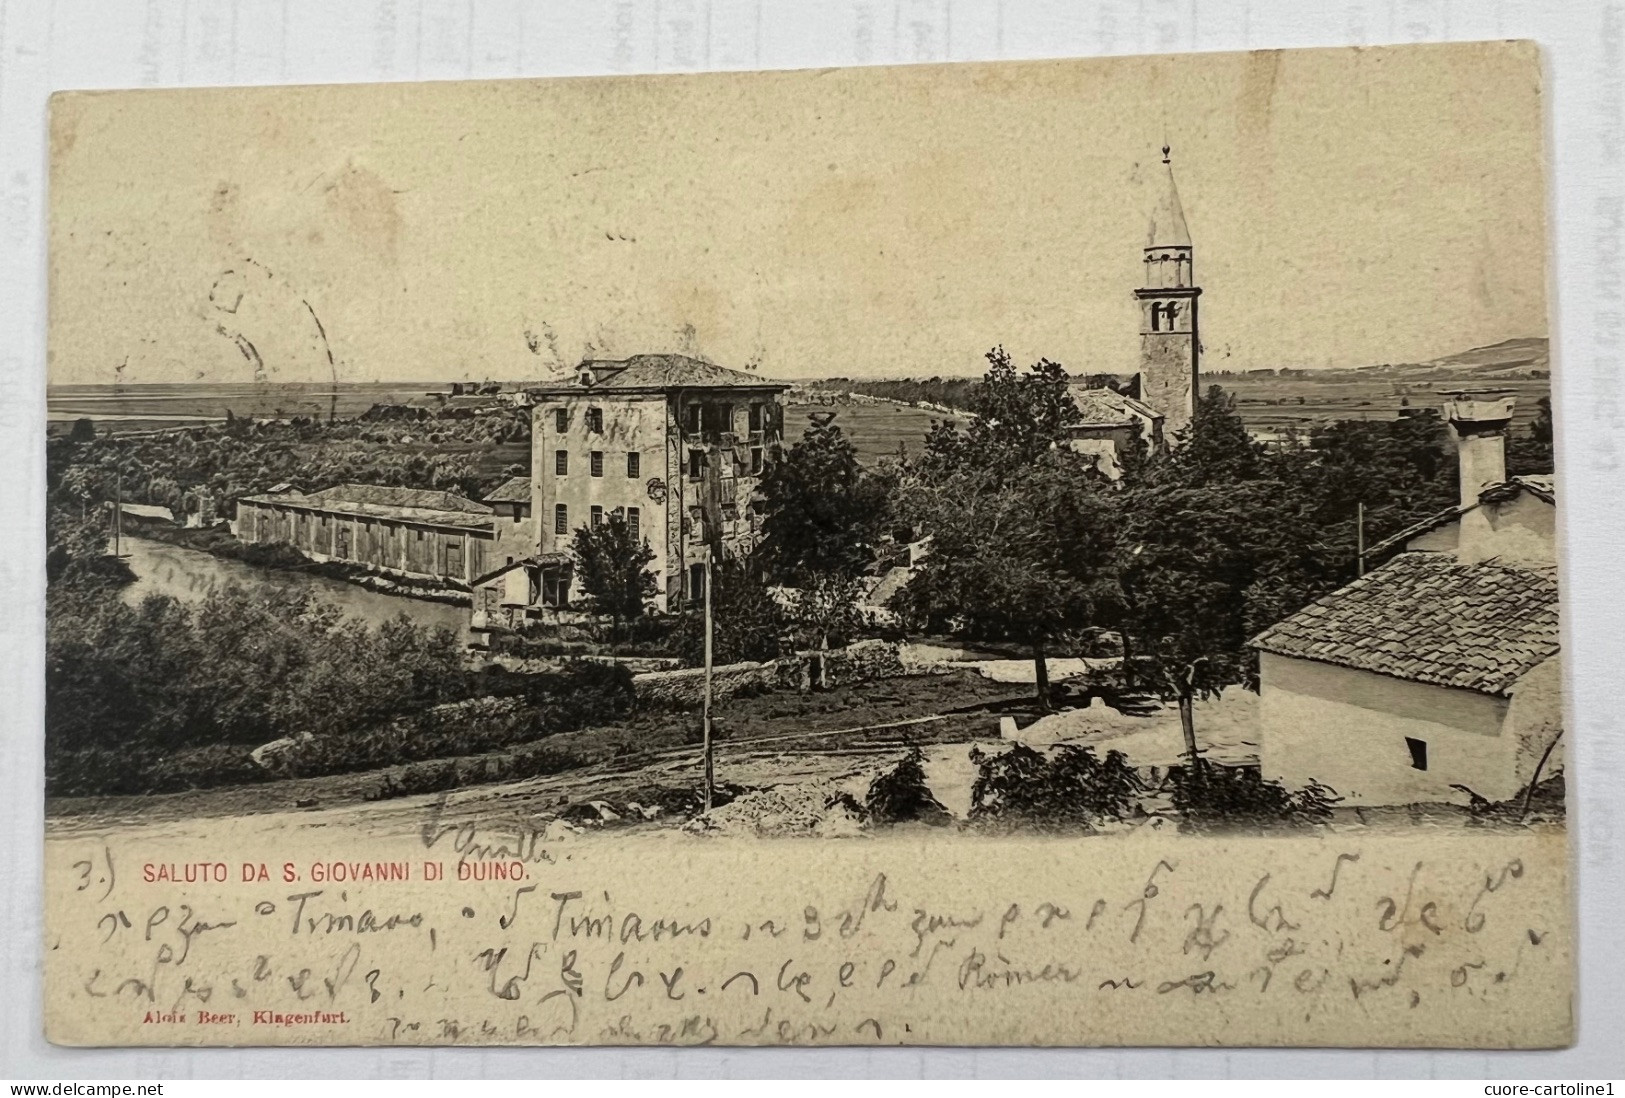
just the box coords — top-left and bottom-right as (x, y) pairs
(1442, 390), (1516, 509)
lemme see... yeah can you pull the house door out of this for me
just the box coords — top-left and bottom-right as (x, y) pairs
(445, 538), (463, 580)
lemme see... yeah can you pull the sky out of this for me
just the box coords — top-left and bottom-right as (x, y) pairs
(47, 41), (1548, 387)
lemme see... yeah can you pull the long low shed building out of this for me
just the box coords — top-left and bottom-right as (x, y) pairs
(236, 483), (496, 585)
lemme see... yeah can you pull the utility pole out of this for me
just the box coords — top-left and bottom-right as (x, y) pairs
(701, 551), (715, 810)
(1356, 501), (1365, 577)
(113, 471), (123, 558)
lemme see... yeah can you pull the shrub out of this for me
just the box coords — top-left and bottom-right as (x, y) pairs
(268, 664), (632, 781)
(46, 742), (270, 798)
(967, 743), (1145, 831)
(1167, 760), (1338, 832)
(865, 748), (949, 825)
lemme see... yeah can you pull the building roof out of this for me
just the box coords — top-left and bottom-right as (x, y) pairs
(482, 476), (532, 504)
(1147, 149), (1192, 249)
(1250, 552), (1559, 696)
(1366, 475), (1557, 558)
(530, 354), (788, 397)
(471, 552), (570, 587)
(241, 482), (494, 531)
(1066, 385), (1163, 428)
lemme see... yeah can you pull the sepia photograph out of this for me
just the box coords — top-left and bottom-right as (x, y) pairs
(37, 40), (1571, 1050)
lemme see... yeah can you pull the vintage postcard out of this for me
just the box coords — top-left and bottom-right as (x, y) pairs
(43, 41), (1569, 1048)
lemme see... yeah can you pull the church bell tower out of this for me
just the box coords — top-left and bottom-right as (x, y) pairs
(1134, 145), (1201, 440)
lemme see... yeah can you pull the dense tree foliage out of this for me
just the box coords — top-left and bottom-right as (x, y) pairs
(756, 414), (893, 583)
(898, 350), (1120, 706)
(46, 582), (470, 791)
(44, 405), (529, 525)
(569, 515), (658, 636)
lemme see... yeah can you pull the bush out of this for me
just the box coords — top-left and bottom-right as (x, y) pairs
(967, 743), (1145, 831)
(46, 742), (270, 798)
(1167, 760), (1338, 832)
(865, 748), (949, 825)
(268, 663), (634, 780)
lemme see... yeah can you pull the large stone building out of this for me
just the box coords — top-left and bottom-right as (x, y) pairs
(470, 354), (788, 632)
(1250, 394), (1561, 806)
(236, 483), (498, 585)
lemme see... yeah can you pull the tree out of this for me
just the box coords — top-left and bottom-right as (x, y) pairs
(677, 558), (784, 667)
(1115, 481), (1273, 763)
(68, 418), (96, 443)
(899, 349), (1120, 708)
(569, 516), (657, 645)
(1507, 396), (1554, 476)
(757, 413), (892, 583)
(788, 571), (866, 686)
(918, 346), (1078, 483)
(899, 450), (1118, 708)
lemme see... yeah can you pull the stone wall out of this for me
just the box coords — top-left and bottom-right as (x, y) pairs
(632, 640), (911, 709)
(632, 660), (779, 709)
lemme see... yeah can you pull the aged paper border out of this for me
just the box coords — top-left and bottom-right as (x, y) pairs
(4, 0), (1624, 1078)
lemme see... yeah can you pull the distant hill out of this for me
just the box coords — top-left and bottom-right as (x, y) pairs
(1355, 337), (1549, 380)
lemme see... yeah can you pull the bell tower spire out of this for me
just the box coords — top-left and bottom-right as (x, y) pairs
(1134, 144), (1201, 440)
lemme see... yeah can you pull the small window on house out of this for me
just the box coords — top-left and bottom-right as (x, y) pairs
(750, 446), (763, 475)
(554, 408), (568, 433)
(626, 451), (640, 478)
(627, 507), (640, 541)
(689, 562), (706, 600)
(1405, 737), (1428, 771)
(748, 404), (762, 432)
(416, 529), (424, 541)
(590, 505), (604, 528)
(506, 556), (514, 566)
(590, 451), (604, 477)
(688, 449), (704, 480)
(554, 504), (568, 534)
(586, 407), (603, 433)
(512, 510), (522, 525)
(685, 404), (701, 434)
(555, 450), (568, 476)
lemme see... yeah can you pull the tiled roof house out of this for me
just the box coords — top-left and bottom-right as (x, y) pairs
(1249, 393), (1562, 807)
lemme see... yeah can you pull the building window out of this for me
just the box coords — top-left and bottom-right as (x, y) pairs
(627, 506), (640, 541)
(590, 505), (604, 528)
(626, 451), (640, 478)
(512, 510), (522, 525)
(750, 446), (763, 475)
(554, 408), (568, 433)
(689, 562), (706, 600)
(555, 450), (568, 476)
(1405, 737), (1428, 771)
(416, 529), (424, 541)
(586, 407), (603, 433)
(685, 404), (701, 434)
(555, 504), (568, 534)
(749, 404), (762, 432)
(688, 449), (704, 480)
(590, 451), (604, 477)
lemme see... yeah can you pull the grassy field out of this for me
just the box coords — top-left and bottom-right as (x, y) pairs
(1216, 373), (1551, 435)
(48, 361), (1553, 465)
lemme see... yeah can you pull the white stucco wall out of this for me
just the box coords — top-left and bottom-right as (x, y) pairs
(1258, 652), (1519, 805)
(1506, 653), (1565, 790)
(1407, 490), (1555, 566)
